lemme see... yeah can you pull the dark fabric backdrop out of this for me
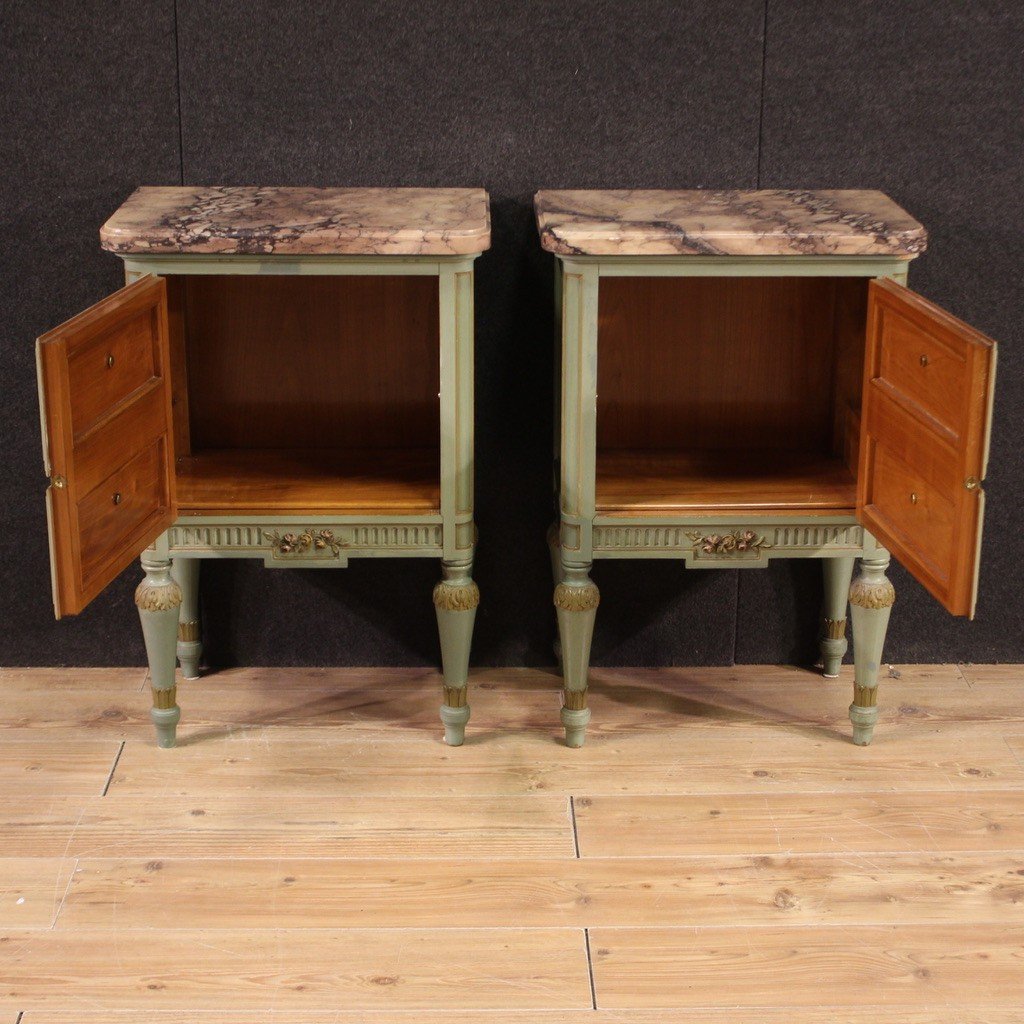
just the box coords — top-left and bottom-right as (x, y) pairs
(1, 1), (1020, 668)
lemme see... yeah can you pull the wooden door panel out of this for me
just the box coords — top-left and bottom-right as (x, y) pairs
(77, 439), (168, 585)
(857, 279), (996, 617)
(877, 308), (969, 436)
(37, 276), (176, 617)
(67, 310), (157, 436)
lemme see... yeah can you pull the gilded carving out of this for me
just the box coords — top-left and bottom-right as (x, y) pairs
(686, 530), (771, 555)
(849, 578), (896, 609)
(562, 687), (589, 711)
(823, 618), (847, 640)
(151, 685), (178, 710)
(433, 580), (480, 612)
(266, 528), (347, 557)
(853, 684), (879, 708)
(442, 685), (469, 708)
(553, 582), (600, 612)
(177, 620), (200, 642)
(135, 578), (183, 612)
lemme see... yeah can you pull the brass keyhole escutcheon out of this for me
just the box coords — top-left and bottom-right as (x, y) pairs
(919, 354), (929, 367)
(106, 354), (115, 368)
(112, 492), (122, 505)
(910, 493), (918, 504)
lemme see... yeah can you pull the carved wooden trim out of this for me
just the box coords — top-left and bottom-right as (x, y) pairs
(433, 580), (480, 612)
(135, 578), (183, 612)
(151, 685), (178, 710)
(853, 684), (879, 707)
(823, 617), (847, 640)
(166, 522), (444, 555)
(849, 578), (896, 609)
(592, 523), (864, 555)
(266, 528), (347, 556)
(686, 530), (771, 555)
(554, 582), (600, 612)
(442, 685), (469, 708)
(177, 620), (200, 642)
(562, 687), (588, 710)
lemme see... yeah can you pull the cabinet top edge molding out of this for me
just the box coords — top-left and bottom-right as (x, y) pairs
(534, 188), (926, 258)
(101, 186), (492, 257)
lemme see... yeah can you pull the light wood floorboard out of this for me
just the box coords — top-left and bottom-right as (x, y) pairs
(588, 924), (1024, 1007)
(573, 790), (1024, 857)
(0, 795), (574, 860)
(0, 927), (592, 1011)
(0, 740), (122, 796)
(56, 852), (1024, 930)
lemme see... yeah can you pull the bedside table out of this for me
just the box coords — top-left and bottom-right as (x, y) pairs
(537, 189), (996, 748)
(37, 186), (489, 747)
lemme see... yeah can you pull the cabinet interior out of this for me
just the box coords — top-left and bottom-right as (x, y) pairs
(164, 274), (441, 515)
(595, 275), (869, 514)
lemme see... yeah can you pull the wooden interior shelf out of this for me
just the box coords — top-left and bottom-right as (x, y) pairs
(595, 450), (857, 515)
(176, 448), (440, 516)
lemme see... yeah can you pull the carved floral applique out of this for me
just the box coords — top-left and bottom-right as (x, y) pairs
(266, 528), (347, 556)
(686, 530), (771, 555)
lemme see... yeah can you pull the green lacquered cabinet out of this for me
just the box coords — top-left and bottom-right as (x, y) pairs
(36, 186), (490, 747)
(537, 188), (997, 747)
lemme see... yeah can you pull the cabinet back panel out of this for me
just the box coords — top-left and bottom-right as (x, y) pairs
(597, 277), (856, 453)
(182, 275), (440, 451)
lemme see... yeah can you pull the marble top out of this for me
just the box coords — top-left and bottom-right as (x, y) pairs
(100, 186), (491, 256)
(535, 189), (926, 257)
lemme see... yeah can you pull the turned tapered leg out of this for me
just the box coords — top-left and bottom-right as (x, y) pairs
(820, 556), (855, 678)
(554, 563), (599, 748)
(433, 560), (479, 746)
(848, 551), (895, 746)
(170, 557), (201, 680)
(135, 553), (183, 748)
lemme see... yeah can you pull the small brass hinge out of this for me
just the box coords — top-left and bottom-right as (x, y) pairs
(965, 477), (980, 491)
(50, 476), (66, 489)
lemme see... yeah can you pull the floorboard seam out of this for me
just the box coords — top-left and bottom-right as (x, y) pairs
(569, 796), (581, 858)
(101, 740), (126, 796)
(583, 927), (598, 1010)
(956, 662), (974, 689)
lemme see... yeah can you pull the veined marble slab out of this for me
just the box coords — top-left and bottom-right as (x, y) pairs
(535, 189), (926, 257)
(101, 186), (491, 256)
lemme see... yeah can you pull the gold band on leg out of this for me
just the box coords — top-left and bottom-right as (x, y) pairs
(853, 684), (878, 708)
(823, 617), (847, 640)
(177, 620), (200, 642)
(562, 687), (588, 711)
(152, 685), (178, 710)
(442, 685), (468, 708)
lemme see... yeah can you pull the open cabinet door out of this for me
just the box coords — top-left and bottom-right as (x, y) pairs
(37, 276), (177, 617)
(857, 278), (996, 617)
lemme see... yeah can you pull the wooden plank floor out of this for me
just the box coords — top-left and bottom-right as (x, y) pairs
(1, 663), (1023, 1019)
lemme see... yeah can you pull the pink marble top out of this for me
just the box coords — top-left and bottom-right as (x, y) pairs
(100, 186), (491, 256)
(534, 189), (926, 257)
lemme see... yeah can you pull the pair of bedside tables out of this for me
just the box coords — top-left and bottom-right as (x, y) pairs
(36, 186), (997, 750)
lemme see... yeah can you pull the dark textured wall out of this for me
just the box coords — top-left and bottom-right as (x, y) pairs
(1, 1), (1020, 669)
